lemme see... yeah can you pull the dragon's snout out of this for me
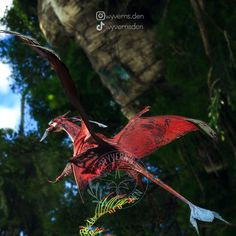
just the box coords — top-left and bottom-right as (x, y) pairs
(40, 126), (54, 142)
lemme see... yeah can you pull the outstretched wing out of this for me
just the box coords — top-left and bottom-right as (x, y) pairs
(0, 30), (107, 146)
(113, 107), (217, 158)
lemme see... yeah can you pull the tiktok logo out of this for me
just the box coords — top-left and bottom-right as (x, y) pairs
(96, 11), (105, 31)
(96, 21), (105, 31)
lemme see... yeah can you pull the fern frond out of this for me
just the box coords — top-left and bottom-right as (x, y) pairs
(79, 194), (138, 236)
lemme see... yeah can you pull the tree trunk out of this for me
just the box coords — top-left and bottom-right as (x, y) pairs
(37, 0), (163, 118)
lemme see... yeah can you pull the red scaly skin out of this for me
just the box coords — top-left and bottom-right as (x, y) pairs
(1, 30), (228, 233)
(45, 106), (206, 206)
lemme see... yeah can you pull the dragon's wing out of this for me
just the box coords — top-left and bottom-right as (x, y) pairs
(113, 107), (217, 158)
(0, 30), (107, 146)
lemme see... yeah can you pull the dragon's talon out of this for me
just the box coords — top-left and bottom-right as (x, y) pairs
(48, 178), (59, 184)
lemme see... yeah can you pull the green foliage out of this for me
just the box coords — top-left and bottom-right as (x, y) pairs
(80, 194), (137, 236)
(0, 129), (69, 235)
(0, 0), (236, 235)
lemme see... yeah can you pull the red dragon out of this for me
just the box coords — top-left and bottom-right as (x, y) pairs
(0, 30), (229, 234)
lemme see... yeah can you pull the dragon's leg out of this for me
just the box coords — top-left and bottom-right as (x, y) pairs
(48, 162), (72, 183)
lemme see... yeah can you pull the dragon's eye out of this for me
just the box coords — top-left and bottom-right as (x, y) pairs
(48, 120), (58, 128)
(51, 122), (58, 127)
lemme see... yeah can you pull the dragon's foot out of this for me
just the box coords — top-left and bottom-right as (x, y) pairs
(48, 162), (72, 183)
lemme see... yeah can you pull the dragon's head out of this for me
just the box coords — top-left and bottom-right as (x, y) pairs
(40, 111), (107, 142)
(40, 111), (70, 142)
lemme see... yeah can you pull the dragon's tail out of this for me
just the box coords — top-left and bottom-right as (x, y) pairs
(131, 162), (229, 234)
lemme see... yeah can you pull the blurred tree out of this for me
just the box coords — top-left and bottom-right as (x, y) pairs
(0, 0), (236, 236)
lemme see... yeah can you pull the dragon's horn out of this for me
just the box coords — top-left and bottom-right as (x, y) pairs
(70, 117), (107, 128)
(62, 111), (71, 117)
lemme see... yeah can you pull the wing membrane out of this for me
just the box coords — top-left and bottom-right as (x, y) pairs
(0, 30), (107, 146)
(114, 114), (216, 158)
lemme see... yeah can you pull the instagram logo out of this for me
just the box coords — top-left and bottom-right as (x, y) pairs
(96, 11), (106, 21)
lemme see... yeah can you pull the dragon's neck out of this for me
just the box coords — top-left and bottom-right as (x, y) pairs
(61, 120), (80, 142)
